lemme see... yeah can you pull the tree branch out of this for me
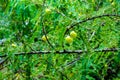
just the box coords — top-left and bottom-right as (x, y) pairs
(0, 48), (119, 57)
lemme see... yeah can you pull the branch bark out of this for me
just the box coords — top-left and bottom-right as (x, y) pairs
(0, 48), (119, 57)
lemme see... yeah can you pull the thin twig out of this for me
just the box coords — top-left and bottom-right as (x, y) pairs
(62, 14), (120, 49)
(0, 57), (9, 65)
(41, 0), (54, 49)
(66, 14), (120, 32)
(42, 26), (54, 48)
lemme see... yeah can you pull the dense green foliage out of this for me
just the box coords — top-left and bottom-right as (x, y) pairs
(0, 0), (120, 80)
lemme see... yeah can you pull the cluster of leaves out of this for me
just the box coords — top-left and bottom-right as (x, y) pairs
(0, 0), (120, 80)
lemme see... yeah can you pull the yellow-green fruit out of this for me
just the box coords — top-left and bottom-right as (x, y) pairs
(111, 2), (115, 6)
(109, 0), (112, 2)
(11, 43), (16, 47)
(92, 0), (95, 3)
(70, 31), (77, 38)
(68, 12), (72, 15)
(45, 8), (51, 14)
(42, 35), (48, 41)
(65, 36), (73, 43)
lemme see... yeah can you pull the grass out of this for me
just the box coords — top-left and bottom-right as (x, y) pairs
(0, 0), (120, 80)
